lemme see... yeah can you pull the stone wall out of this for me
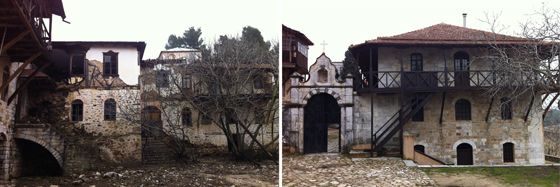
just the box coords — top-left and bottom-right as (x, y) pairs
(67, 88), (142, 164)
(399, 91), (544, 165)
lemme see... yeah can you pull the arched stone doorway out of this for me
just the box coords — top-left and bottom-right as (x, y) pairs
(303, 93), (340, 153)
(15, 139), (63, 176)
(141, 106), (163, 138)
(457, 143), (473, 165)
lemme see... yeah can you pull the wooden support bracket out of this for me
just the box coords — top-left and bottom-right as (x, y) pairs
(439, 92), (446, 124)
(7, 62), (50, 105)
(0, 52), (41, 93)
(0, 30), (30, 54)
(543, 92), (559, 119)
(485, 97), (494, 122)
(524, 95), (535, 122)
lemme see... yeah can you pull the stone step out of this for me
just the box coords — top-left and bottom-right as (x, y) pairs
(349, 150), (374, 158)
(351, 144), (373, 151)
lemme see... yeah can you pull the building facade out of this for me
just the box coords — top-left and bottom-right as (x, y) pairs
(284, 23), (550, 165)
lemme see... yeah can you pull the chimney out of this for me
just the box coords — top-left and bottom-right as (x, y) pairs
(462, 13), (467, 27)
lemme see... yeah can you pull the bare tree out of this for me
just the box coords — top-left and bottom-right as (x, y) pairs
(178, 35), (279, 162)
(481, 6), (560, 98)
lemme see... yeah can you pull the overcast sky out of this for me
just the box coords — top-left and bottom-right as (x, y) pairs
(283, 0), (560, 62)
(51, 0), (279, 84)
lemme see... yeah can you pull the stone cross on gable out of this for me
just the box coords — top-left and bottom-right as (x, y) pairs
(320, 40), (328, 53)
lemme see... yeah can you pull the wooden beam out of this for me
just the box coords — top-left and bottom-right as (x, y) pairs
(439, 92), (446, 124)
(0, 52), (41, 93)
(524, 95), (535, 122)
(0, 30), (29, 54)
(485, 97), (494, 122)
(543, 93), (559, 119)
(7, 62), (50, 105)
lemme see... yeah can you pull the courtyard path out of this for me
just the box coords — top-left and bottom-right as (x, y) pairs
(283, 154), (436, 187)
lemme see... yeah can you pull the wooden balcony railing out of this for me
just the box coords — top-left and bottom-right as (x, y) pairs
(13, 0), (53, 46)
(357, 70), (560, 93)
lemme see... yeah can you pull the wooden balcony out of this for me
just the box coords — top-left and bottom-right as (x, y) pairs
(356, 70), (560, 93)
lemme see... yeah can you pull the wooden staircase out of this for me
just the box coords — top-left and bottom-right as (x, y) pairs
(351, 93), (432, 158)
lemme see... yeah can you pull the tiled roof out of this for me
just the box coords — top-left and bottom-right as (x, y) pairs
(352, 23), (533, 48)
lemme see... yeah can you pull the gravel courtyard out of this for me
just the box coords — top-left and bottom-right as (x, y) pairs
(283, 154), (436, 187)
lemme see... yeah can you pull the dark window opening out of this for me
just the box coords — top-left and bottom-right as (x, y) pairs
(156, 70), (170, 88)
(410, 53), (423, 71)
(503, 142), (515, 162)
(455, 99), (471, 120)
(500, 97), (513, 120)
(182, 75), (192, 90)
(104, 99), (116, 121)
(225, 108), (237, 124)
(414, 145), (425, 153)
(103, 51), (118, 76)
(182, 108), (192, 127)
(207, 83), (220, 95)
(71, 100), (83, 121)
(71, 54), (85, 75)
(282, 51), (290, 62)
(318, 69), (328, 83)
(254, 75), (264, 89)
(454, 51), (470, 71)
(201, 113), (212, 125)
(412, 106), (424, 122)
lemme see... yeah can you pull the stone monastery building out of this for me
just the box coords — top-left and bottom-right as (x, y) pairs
(284, 23), (551, 165)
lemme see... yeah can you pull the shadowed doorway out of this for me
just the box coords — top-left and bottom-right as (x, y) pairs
(303, 93), (340, 153)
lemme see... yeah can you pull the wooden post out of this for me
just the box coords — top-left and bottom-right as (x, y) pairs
(403, 132), (414, 160)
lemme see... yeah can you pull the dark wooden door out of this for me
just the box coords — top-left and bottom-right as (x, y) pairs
(457, 143), (473, 165)
(503, 143), (514, 162)
(142, 106), (163, 138)
(454, 56), (470, 88)
(304, 93), (340, 154)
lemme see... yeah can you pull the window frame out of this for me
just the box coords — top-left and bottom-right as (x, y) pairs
(103, 51), (119, 76)
(410, 53), (423, 71)
(104, 98), (117, 121)
(500, 97), (513, 120)
(453, 51), (470, 71)
(71, 99), (84, 122)
(70, 54), (86, 76)
(156, 70), (170, 88)
(455, 99), (472, 120)
(181, 108), (192, 127)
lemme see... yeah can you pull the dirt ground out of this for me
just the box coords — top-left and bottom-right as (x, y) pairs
(429, 173), (513, 187)
(13, 157), (278, 187)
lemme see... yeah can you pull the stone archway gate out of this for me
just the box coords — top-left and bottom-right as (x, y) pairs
(14, 124), (65, 169)
(284, 54), (354, 153)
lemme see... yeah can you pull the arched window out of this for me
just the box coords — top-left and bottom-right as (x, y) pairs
(71, 100), (83, 121)
(182, 108), (192, 127)
(453, 51), (470, 71)
(503, 142), (515, 162)
(410, 53), (423, 71)
(455, 99), (471, 120)
(318, 69), (328, 83)
(104, 99), (116, 121)
(500, 97), (512, 120)
(414, 145), (425, 153)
